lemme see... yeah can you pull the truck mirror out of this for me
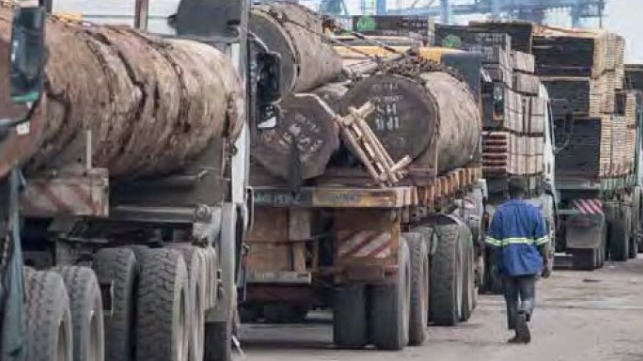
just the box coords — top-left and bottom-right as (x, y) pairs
(257, 51), (282, 105)
(492, 83), (504, 116)
(257, 104), (280, 130)
(9, 5), (46, 104)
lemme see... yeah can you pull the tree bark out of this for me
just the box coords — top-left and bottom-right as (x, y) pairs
(0, 8), (244, 180)
(249, 2), (343, 96)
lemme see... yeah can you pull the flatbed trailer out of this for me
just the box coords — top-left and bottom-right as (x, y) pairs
(243, 155), (486, 350)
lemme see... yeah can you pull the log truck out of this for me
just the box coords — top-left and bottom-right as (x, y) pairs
(240, 6), (487, 350)
(0, 0), (281, 360)
(240, 14), (558, 353)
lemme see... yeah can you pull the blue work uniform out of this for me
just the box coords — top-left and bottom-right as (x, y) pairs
(485, 199), (549, 330)
(485, 200), (549, 276)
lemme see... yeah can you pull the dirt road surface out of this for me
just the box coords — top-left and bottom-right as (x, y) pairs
(237, 257), (643, 361)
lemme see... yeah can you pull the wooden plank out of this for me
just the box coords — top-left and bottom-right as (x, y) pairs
(514, 73), (540, 95)
(511, 51), (535, 74)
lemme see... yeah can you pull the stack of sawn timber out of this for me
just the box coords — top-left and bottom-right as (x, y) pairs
(434, 24), (545, 180)
(533, 27), (633, 179)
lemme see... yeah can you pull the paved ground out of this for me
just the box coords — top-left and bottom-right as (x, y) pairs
(237, 256), (643, 361)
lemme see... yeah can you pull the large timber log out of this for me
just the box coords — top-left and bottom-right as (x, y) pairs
(251, 83), (347, 180)
(250, 2), (343, 96)
(0, 8), (244, 180)
(341, 68), (481, 174)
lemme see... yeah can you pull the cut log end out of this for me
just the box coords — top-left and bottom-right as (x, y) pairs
(251, 93), (340, 180)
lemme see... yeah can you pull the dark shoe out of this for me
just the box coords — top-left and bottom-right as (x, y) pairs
(507, 335), (521, 344)
(516, 312), (531, 344)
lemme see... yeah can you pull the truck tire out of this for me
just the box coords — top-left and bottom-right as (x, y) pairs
(203, 247), (219, 310)
(93, 248), (138, 361)
(460, 234), (475, 322)
(333, 283), (368, 348)
(429, 224), (463, 326)
(413, 225), (434, 325)
(630, 187), (641, 257)
(599, 220), (608, 267)
(175, 246), (207, 361)
(136, 249), (190, 361)
(54, 266), (105, 361)
(631, 236), (640, 258)
(629, 231), (639, 259)
(370, 241), (411, 350)
(405, 232), (429, 346)
(25, 270), (73, 361)
(608, 204), (631, 262)
(204, 318), (233, 361)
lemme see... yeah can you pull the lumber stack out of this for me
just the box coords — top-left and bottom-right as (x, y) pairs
(532, 26), (633, 178)
(533, 27), (625, 117)
(553, 116), (612, 178)
(435, 24), (545, 179)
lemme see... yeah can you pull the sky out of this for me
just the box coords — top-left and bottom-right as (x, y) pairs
(604, 0), (642, 63)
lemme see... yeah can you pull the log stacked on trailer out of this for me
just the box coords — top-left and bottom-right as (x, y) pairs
(0, 8), (245, 180)
(249, 2), (346, 180)
(249, 2), (344, 96)
(340, 62), (482, 177)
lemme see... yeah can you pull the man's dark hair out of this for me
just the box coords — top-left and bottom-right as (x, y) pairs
(508, 177), (527, 199)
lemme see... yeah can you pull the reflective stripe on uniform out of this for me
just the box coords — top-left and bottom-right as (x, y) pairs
(485, 236), (502, 247)
(487, 237), (548, 247)
(503, 237), (535, 245)
(535, 236), (549, 245)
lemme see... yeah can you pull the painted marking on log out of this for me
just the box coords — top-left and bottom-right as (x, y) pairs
(337, 230), (392, 259)
(573, 199), (603, 215)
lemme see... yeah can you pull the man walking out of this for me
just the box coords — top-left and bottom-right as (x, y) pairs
(485, 178), (551, 344)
